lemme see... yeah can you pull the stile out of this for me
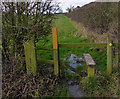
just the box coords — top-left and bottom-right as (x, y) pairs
(52, 27), (59, 76)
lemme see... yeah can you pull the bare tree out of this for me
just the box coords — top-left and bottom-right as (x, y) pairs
(66, 5), (74, 13)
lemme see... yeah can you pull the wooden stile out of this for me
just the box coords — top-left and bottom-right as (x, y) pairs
(52, 27), (59, 76)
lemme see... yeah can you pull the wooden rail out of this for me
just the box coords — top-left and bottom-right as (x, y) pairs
(59, 43), (107, 47)
(59, 43), (120, 48)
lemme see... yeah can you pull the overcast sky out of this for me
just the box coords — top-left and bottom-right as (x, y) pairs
(56, 0), (96, 12)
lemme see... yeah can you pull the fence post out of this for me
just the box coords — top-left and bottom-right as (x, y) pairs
(52, 27), (59, 76)
(88, 66), (95, 77)
(107, 34), (112, 75)
(24, 37), (37, 76)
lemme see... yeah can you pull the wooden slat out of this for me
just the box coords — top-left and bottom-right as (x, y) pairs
(83, 54), (95, 66)
(59, 43), (107, 47)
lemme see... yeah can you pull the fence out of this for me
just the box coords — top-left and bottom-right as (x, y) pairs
(23, 27), (120, 77)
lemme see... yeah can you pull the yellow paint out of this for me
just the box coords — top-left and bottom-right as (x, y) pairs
(109, 43), (112, 46)
(52, 27), (58, 49)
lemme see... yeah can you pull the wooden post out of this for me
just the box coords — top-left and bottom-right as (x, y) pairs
(113, 46), (119, 71)
(83, 54), (95, 77)
(88, 66), (95, 77)
(52, 27), (59, 76)
(24, 37), (37, 76)
(107, 34), (112, 75)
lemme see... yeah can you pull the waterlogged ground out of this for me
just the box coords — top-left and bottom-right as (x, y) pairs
(61, 54), (85, 97)
(61, 54), (84, 74)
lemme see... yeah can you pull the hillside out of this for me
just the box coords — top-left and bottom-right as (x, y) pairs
(66, 2), (118, 43)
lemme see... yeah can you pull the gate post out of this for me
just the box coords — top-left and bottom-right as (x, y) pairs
(107, 34), (113, 75)
(24, 37), (37, 76)
(52, 27), (59, 76)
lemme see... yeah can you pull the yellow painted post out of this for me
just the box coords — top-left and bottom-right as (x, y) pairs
(52, 27), (59, 76)
(24, 37), (37, 76)
(107, 34), (113, 75)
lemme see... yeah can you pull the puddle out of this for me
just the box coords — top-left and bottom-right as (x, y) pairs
(61, 54), (85, 97)
(67, 80), (84, 97)
(61, 54), (84, 74)
(67, 85), (83, 97)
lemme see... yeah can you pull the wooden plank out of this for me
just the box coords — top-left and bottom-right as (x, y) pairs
(83, 54), (95, 66)
(59, 43), (107, 47)
(24, 37), (37, 76)
(107, 34), (112, 75)
(52, 27), (59, 76)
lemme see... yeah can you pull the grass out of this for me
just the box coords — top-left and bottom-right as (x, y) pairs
(81, 72), (119, 97)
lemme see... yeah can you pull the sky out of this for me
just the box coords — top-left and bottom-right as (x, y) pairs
(56, 0), (96, 12)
